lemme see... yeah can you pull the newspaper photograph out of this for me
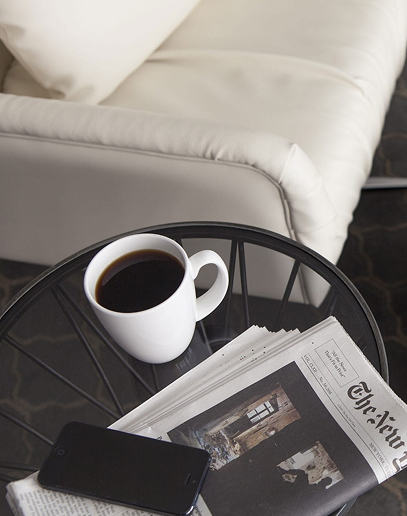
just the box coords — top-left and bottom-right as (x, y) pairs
(167, 361), (377, 516)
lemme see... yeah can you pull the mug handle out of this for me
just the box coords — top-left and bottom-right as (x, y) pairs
(189, 250), (229, 321)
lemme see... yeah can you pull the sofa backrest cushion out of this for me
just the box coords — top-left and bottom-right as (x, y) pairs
(0, 0), (201, 104)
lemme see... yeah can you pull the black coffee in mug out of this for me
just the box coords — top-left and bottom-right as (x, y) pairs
(95, 250), (185, 313)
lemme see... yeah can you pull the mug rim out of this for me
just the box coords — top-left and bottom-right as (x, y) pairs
(83, 234), (190, 317)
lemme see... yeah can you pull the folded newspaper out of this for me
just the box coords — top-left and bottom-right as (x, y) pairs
(6, 317), (407, 516)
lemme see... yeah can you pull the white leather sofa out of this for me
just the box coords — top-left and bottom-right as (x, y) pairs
(1, 0), (407, 304)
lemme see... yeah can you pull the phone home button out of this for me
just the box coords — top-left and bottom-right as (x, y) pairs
(54, 446), (67, 457)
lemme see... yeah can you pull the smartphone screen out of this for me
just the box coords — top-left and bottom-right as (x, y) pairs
(38, 422), (210, 516)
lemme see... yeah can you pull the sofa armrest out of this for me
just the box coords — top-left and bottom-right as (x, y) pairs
(0, 93), (337, 254)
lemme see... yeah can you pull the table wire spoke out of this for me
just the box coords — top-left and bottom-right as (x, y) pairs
(323, 286), (339, 319)
(238, 241), (250, 328)
(0, 406), (53, 447)
(55, 285), (155, 396)
(149, 363), (161, 393)
(0, 462), (40, 483)
(0, 473), (21, 484)
(4, 334), (118, 419)
(198, 320), (210, 348)
(0, 462), (38, 473)
(223, 239), (238, 336)
(272, 259), (301, 331)
(52, 288), (124, 417)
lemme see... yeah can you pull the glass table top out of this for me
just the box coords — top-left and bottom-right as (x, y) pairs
(0, 222), (387, 516)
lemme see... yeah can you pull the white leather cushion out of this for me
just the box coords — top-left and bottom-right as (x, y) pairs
(0, 0), (200, 104)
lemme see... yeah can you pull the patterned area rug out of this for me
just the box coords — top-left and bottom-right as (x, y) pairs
(1, 58), (407, 516)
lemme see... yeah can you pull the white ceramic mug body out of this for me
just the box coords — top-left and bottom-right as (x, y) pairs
(84, 234), (228, 363)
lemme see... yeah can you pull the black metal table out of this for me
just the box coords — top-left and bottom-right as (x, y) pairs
(0, 222), (387, 516)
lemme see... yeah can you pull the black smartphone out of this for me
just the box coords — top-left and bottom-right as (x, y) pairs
(38, 422), (210, 516)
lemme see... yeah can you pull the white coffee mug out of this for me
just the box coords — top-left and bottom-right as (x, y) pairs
(84, 234), (228, 363)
